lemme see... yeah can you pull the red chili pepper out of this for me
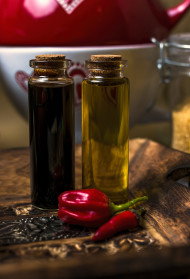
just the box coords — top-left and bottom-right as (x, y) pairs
(92, 209), (143, 241)
(58, 189), (148, 228)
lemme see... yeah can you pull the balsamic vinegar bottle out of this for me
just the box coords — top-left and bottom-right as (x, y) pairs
(28, 54), (75, 209)
(82, 55), (129, 203)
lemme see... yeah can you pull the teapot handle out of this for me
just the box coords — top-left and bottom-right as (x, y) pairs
(166, 0), (190, 27)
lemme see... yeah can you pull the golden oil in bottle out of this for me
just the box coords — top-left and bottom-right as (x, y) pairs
(82, 55), (129, 203)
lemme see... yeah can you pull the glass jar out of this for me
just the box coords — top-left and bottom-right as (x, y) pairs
(82, 55), (129, 203)
(153, 34), (190, 153)
(28, 54), (75, 209)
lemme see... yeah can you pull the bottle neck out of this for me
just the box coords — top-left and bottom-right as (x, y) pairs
(88, 69), (125, 79)
(86, 60), (127, 80)
(33, 68), (69, 78)
(30, 59), (71, 79)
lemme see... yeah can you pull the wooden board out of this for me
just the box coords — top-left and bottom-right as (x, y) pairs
(1, 138), (190, 279)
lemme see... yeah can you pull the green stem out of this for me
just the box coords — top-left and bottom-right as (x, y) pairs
(110, 196), (148, 215)
(136, 208), (146, 217)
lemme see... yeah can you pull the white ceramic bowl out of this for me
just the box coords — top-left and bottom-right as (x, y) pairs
(0, 45), (159, 143)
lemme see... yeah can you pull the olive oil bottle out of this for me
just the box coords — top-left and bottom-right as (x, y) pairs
(28, 55), (75, 209)
(82, 55), (129, 203)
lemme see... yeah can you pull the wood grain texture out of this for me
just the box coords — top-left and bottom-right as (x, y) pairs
(129, 139), (190, 246)
(1, 138), (190, 278)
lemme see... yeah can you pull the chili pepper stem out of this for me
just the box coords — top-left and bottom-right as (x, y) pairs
(109, 196), (148, 215)
(136, 208), (146, 216)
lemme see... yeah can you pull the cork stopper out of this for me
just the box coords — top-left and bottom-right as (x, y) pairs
(35, 54), (66, 61)
(86, 54), (126, 78)
(31, 54), (70, 77)
(91, 55), (122, 62)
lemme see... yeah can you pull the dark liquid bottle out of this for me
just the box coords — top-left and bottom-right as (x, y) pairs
(28, 55), (75, 209)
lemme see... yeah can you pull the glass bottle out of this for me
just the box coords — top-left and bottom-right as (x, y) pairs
(153, 34), (190, 153)
(28, 54), (75, 209)
(82, 55), (129, 203)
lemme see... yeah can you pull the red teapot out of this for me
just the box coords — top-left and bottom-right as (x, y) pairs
(0, 0), (189, 46)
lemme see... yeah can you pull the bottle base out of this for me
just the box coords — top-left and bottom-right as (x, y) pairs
(31, 202), (59, 211)
(83, 185), (128, 204)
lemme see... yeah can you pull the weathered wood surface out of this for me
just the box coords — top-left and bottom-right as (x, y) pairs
(1, 138), (190, 279)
